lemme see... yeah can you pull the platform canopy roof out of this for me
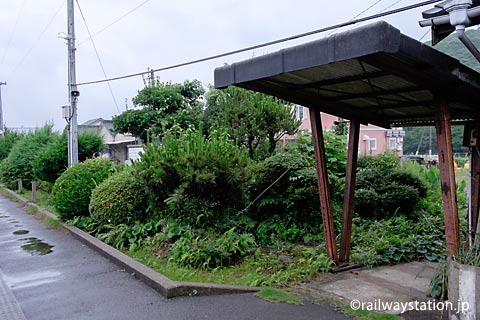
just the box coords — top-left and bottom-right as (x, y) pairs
(214, 21), (480, 128)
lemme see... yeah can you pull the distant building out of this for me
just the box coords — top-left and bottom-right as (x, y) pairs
(289, 106), (404, 156)
(78, 118), (138, 163)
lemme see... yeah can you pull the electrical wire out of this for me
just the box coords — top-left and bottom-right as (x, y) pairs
(330, 0), (406, 37)
(327, 0), (387, 36)
(379, 0), (405, 13)
(418, 29), (430, 42)
(77, 0), (443, 87)
(1, 0), (28, 65)
(75, 0), (120, 113)
(76, 0), (152, 46)
(6, 0), (65, 81)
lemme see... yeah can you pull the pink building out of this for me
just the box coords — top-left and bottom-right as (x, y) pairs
(292, 106), (404, 156)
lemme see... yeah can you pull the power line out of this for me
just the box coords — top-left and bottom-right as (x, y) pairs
(379, 0), (405, 13)
(1, 0), (28, 65)
(330, 0), (407, 37)
(418, 29), (430, 42)
(77, 0), (443, 87)
(75, 0), (120, 113)
(327, 0), (387, 36)
(6, 0), (65, 81)
(77, 0), (152, 46)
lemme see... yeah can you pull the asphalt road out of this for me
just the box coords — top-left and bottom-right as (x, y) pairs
(0, 194), (350, 320)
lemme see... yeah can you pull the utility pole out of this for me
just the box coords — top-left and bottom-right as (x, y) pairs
(67, 0), (79, 166)
(0, 82), (5, 135)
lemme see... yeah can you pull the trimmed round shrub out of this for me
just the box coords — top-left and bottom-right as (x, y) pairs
(89, 167), (148, 225)
(51, 158), (117, 220)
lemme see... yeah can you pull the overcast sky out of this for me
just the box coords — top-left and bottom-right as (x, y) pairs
(0, 0), (437, 130)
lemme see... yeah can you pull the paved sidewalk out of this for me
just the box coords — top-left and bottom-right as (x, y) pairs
(0, 194), (349, 320)
(300, 261), (447, 319)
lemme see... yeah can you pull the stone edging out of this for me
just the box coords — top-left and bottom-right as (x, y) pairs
(2, 188), (260, 299)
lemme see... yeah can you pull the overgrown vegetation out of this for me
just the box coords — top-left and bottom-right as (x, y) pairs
(133, 127), (252, 228)
(0, 80), (462, 291)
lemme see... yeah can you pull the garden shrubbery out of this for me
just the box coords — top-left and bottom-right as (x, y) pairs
(169, 228), (256, 268)
(355, 153), (428, 218)
(89, 167), (148, 225)
(1, 125), (57, 188)
(134, 127), (252, 227)
(0, 89), (452, 287)
(33, 132), (104, 184)
(51, 158), (117, 220)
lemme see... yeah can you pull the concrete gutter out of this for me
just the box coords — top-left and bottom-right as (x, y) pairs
(1, 188), (260, 299)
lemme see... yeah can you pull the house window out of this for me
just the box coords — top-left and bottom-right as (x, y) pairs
(295, 105), (305, 120)
(388, 138), (396, 150)
(369, 138), (377, 151)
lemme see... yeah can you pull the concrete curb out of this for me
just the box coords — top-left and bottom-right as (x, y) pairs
(1, 188), (260, 299)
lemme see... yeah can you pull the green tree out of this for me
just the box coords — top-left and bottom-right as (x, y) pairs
(204, 86), (300, 159)
(113, 80), (205, 141)
(0, 128), (24, 161)
(32, 131), (104, 183)
(403, 126), (468, 155)
(1, 125), (58, 188)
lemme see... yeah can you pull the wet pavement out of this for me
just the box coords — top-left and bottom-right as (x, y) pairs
(0, 195), (350, 320)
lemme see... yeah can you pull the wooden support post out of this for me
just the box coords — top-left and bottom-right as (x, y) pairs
(17, 178), (22, 192)
(309, 108), (338, 263)
(31, 181), (37, 203)
(340, 119), (360, 263)
(435, 99), (460, 255)
(470, 147), (480, 246)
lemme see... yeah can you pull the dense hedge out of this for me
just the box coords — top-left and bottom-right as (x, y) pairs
(89, 167), (148, 225)
(51, 158), (117, 220)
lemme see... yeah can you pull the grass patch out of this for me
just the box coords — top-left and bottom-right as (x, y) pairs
(26, 203), (38, 214)
(43, 216), (63, 231)
(126, 245), (332, 287)
(18, 188), (54, 212)
(256, 287), (302, 305)
(128, 246), (270, 286)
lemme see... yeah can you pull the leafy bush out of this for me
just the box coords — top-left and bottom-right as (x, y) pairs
(249, 151), (321, 227)
(134, 127), (251, 227)
(89, 167), (148, 225)
(357, 152), (399, 170)
(0, 128), (24, 161)
(1, 125), (58, 188)
(350, 214), (445, 266)
(96, 218), (161, 250)
(169, 228), (256, 268)
(247, 132), (346, 242)
(32, 132), (104, 184)
(355, 154), (427, 218)
(51, 158), (117, 220)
